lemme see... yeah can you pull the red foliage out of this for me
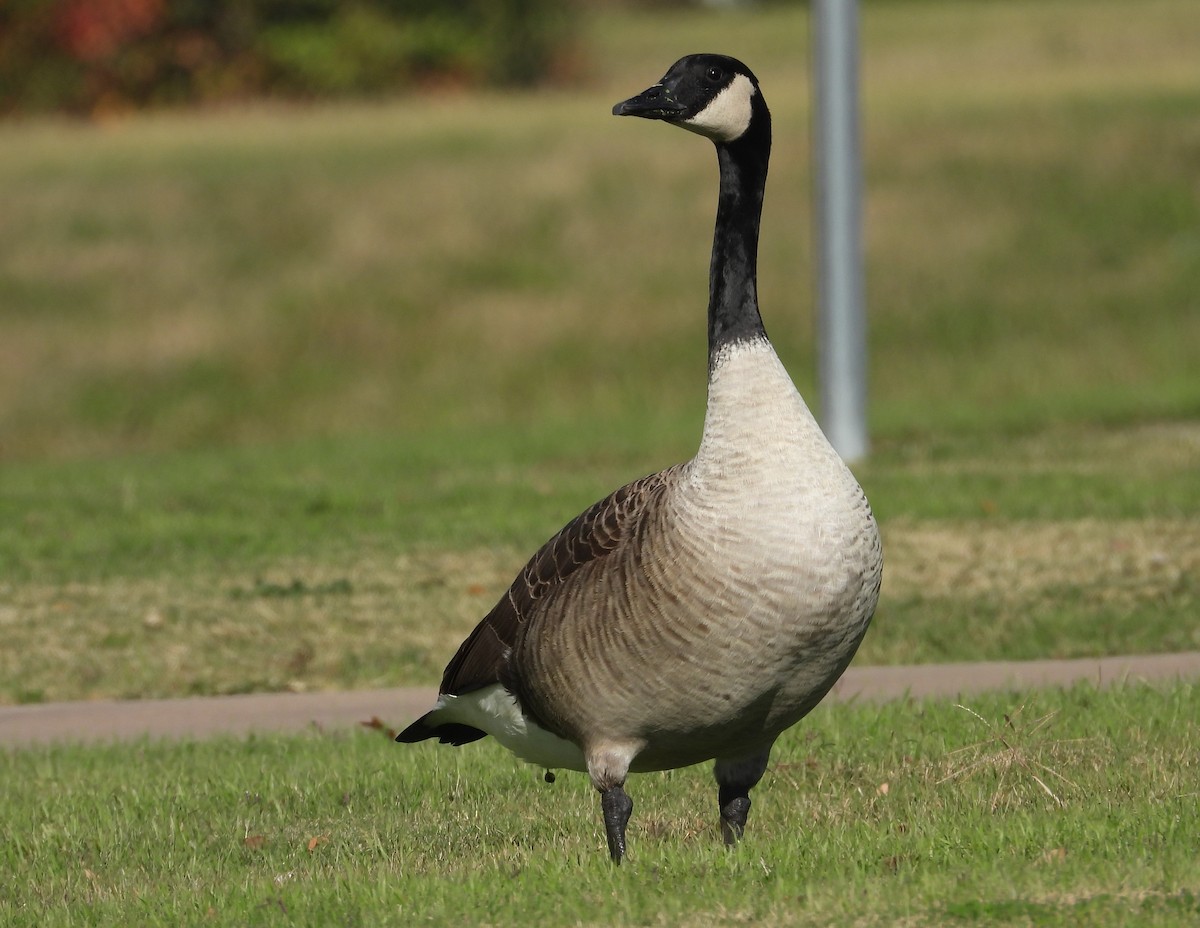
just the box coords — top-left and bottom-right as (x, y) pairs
(53, 0), (164, 62)
(1, 0), (574, 116)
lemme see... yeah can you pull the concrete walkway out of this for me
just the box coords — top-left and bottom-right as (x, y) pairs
(2, 651), (1198, 747)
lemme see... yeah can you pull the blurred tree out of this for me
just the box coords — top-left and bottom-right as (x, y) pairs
(0, 0), (579, 116)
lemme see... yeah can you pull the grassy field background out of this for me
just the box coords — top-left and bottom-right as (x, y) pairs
(2, 0), (1199, 703)
(2, 0), (1199, 923)
(3, 0), (1199, 460)
(2, 0), (1198, 704)
(3, 684), (1198, 926)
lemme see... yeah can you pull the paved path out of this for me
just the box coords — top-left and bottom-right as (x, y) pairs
(2, 652), (1198, 747)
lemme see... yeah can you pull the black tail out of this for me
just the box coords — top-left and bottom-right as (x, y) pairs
(394, 713), (488, 746)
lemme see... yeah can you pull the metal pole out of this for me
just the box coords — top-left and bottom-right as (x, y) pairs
(812, 0), (869, 462)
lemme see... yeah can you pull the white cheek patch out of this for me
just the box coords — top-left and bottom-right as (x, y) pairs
(683, 73), (756, 142)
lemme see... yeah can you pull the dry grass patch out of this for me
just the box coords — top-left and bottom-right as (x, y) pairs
(5, 511), (1196, 705)
(864, 513), (1200, 664)
(882, 518), (1199, 608)
(937, 702), (1085, 812)
(862, 0), (1200, 111)
(0, 547), (526, 704)
(886, 422), (1200, 479)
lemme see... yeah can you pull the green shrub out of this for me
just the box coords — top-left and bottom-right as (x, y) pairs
(0, 0), (578, 116)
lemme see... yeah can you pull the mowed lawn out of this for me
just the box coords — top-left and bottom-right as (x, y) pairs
(3, 684), (1199, 926)
(1, 0), (1196, 703)
(1, 0), (1199, 923)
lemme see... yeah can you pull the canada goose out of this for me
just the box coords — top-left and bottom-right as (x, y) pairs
(397, 54), (882, 864)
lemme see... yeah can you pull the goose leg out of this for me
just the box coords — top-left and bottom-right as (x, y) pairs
(714, 748), (771, 846)
(718, 784), (751, 845)
(600, 785), (634, 863)
(587, 742), (640, 864)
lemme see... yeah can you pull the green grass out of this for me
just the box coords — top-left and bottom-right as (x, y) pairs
(2, 2), (1199, 923)
(2, 0), (1198, 460)
(3, 683), (1198, 926)
(1, 419), (1197, 703)
(1, 0), (1199, 703)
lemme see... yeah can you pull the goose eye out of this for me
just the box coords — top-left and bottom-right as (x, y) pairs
(705, 66), (723, 84)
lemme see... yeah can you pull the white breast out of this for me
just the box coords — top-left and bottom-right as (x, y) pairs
(681, 337), (879, 627)
(687, 338), (854, 506)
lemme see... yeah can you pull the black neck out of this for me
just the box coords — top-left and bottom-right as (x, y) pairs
(707, 118), (770, 369)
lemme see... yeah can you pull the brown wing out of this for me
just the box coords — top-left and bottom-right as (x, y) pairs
(437, 466), (680, 697)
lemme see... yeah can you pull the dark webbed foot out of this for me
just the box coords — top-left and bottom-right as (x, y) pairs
(718, 786), (752, 846)
(600, 785), (634, 863)
(714, 748), (771, 847)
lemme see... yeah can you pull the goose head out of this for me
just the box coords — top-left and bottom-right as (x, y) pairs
(612, 53), (767, 146)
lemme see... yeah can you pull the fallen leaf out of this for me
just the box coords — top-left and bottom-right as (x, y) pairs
(877, 781), (890, 796)
(359, 716), (398, 739)
(243, 835), (266, 850)
(307, 834), (329, 853)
